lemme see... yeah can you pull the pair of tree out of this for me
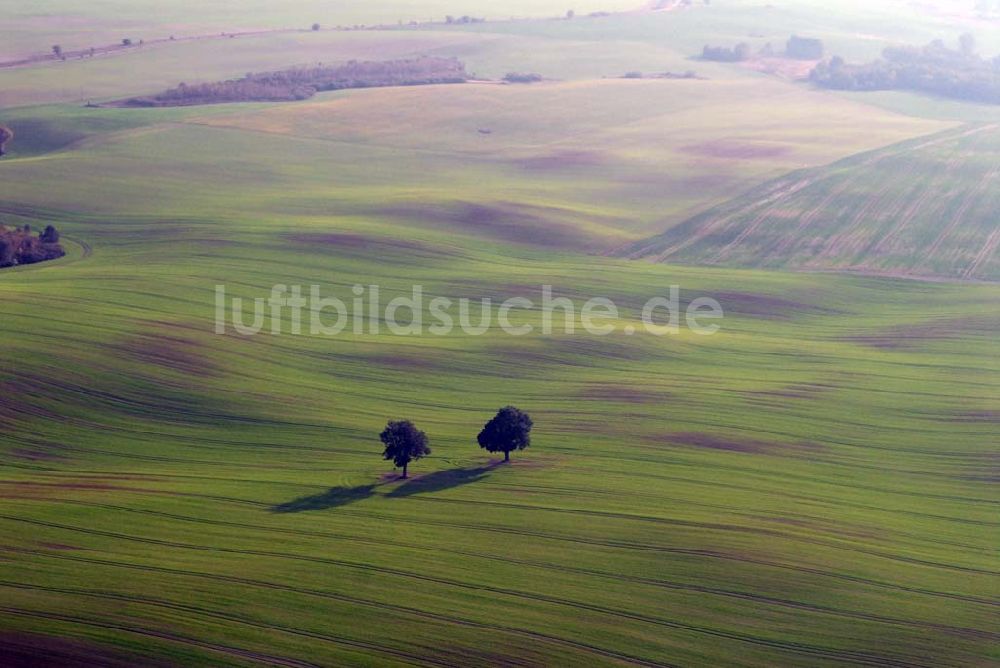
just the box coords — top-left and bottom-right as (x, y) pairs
(379, 406), (533, 478)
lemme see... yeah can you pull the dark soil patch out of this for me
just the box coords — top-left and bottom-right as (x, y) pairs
(681, 172), (739, 190)
(88, 223), (195, 242)
(36, 542), (82, 551)
(668, 432), (773, 453)
(285, 232), (440, 257)
(547, 336), (650, 362)
(381, 202), (605, 251)
(682, 140), (791, 160)
(0, 632), (170, 668)
(111, 324), (217, 378)
(10, 448), (68, 462)
(0, 480), (176, 500)
(757, 515), (879, 539)
(578, 385), (670, 404)
(517, 150), (607, 171)
(843, 316), (999, 350)
(708, 291), (836, 320)
(960, 474), (1000, 483)
(658, 432), (826, 456)
(747, 383), (833, 400)
(0, 114), (157, 160)
(363, 353), (440, 371)
(950, 411), (1000, 423)
(0, 378), (61, 425)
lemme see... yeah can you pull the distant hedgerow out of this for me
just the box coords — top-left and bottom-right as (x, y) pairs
(503, 72), (543, 83)
(0, 125), (12, 156)
(124, 57), (469, 107)
(0, 223), (65, 268)
(811, 36), (1000, 104)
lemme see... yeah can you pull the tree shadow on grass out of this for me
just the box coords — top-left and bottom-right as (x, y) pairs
(270, 462), (501, 511)
(386, 464), (498, 499)
(270, 484), (377, 513)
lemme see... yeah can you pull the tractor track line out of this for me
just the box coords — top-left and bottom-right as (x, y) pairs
(3, 496), (995, 607)
(0, 515), (965, 665)
(0, 606), (322, 668)
(13, 513), (996, 643)
(0, 563), (670, 668)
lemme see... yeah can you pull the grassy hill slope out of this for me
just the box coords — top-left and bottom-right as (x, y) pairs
(621, 123), (1000, 281)
(0, 101), (997, 666)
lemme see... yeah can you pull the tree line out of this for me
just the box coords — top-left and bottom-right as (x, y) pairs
(380, 406), (533, 479)
(0, 125), (12, 156)
(702, 35), (824, 63)
(0, 223), (64, 268)
(124, 57), (469, 107)
(503, 72), (544, 83)
(810, 35), (1000, 104)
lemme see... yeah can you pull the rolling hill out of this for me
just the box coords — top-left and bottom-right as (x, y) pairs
(1, 3), (999, 665)
(0, 90), (997, 667)
(621, 123), (1000, 281)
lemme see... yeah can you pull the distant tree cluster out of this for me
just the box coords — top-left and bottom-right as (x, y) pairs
(503, 72), (544, 83)
(975, 0), (1000, 14)
(702, 43), (752, 62)
(622, 70), (700, 80)
(702, 36), (824, 63)
(379, 406), (533, 478)
(810, 35), (1000, 104)
(0, 224), (65, 268)
(0, 125), (12, 156)
(124, 57), (469, 107)
(445, 15), (486, 24)
(786, 35), (824, 60)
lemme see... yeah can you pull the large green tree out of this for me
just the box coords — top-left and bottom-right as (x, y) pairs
(478, 406), (533, 462)
(380, 420), (430, 479)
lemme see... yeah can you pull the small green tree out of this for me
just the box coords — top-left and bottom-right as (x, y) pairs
(0, 236), (14, 267)
(478, 406), (533, 462)
(312, 23), (321, 31)
(40, 225), (60, 244)
(380, 420), (431, 479)
(52, 45), (63, 59)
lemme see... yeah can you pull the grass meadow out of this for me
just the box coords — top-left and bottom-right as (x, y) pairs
(1, 3), (998, 666)
(624, 123), (1000, 280)
(1, 0), (641, 60)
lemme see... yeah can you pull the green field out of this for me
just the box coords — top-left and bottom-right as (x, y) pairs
(1, 0), (642, 60)
(622, 123), (1000, 280)
(1, 2), (998, 666)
